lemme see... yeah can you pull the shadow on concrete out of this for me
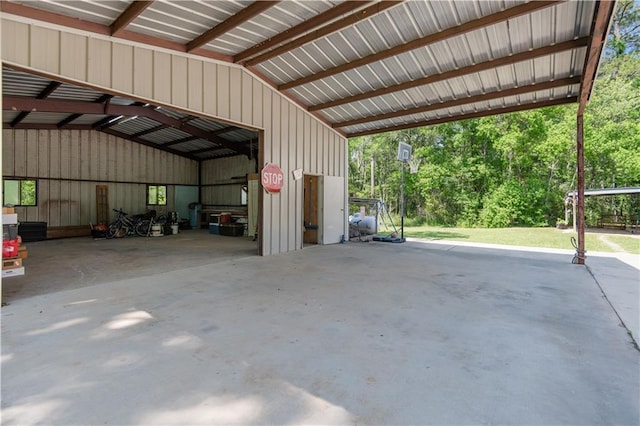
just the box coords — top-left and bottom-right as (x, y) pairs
(2, 241), (639, 425)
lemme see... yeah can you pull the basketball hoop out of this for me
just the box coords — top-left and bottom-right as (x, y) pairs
(409, 157), (421, 174)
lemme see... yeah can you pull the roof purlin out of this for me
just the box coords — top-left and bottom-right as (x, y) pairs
(186, 1), (281, 52)
(234, 1), (370, 64)
(333, 76), (582, 129)
(346, 97), (579, 138)
(278, 0), (562, 91)
(309, 37), (590, 112)
(111, 1), (153, 36)
(244, 1), (402, 67)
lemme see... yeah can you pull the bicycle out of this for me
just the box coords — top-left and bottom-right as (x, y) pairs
(106, 209), (156, 238)
(135, 211), (167, 237)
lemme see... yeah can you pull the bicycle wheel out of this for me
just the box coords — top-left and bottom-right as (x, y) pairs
(106, 223), (120, 239)
(136, 220), (151, 237)
(116, 226), (130, 238)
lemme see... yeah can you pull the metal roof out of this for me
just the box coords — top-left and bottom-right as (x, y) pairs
(1, 67), (258, 161)
(1, 0), (616, 144)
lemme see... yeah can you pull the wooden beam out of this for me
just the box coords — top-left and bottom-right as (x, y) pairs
(578, 0), (616, 115)
(279, 1), (561, 91)
(334, 76), (581, 128)
(234, 1), (370, 63)
(186, 1), (280, 52)
(111, 0), (153, 36)
(346, 97), (578, 138)
(310, 37), (589, 112)
(245, 1), (401, 66)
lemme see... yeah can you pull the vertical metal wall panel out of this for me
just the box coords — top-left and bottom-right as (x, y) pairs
(2, 128), (198, 227)
(69, 131), (81, 180)
(153, 51), (172, 104)
(171, 55), (188, 107)
(1, 18), (348, 255)
(229, 67), (242, 123)
(2, 20), (29, 65)
(262, 86), (273, 255)
(203, 63), (218, 117)
(296, 108), (304, 249)
(279, 98), (290, 252)
(270, 92), (281, 255)
(12, 129), (25, 177)
(134, 47), (154, 99)
(188, 59), (203, 112)
(252, 77), (262, 128)
(61, 32), (87, 81)
(217, 65), (230, 119)
(60, 130), (71, 180)
(305, 119), (313, 174)
(38, 130), (50, 178)
(242, 72), (253, 124)
(30, 26), (60, 75)
(26, 130), (39, 177)
(87, 38), (112, 89)
(112, 44), (134, 94)
(2, 130), (15, 176)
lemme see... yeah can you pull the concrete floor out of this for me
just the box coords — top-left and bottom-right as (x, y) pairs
(2, 233), (639, 425)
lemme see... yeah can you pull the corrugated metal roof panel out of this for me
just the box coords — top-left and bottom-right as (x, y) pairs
(63, 114), (107, 126)
(11, 0), (124, 26)
(2, 68), (49, 97)
(205, 1), (338, 55)
(189, 118), (228, 133)
(128, 1), (247, 45)
(109, 116), (157, 135)
(222, 128), (256, 143)
(50, 84), (104, 102)
(21, 112), (72, 125)
(140, 128), (189, 144)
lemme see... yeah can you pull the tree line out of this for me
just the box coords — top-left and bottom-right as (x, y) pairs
(348, 2), (640, 228)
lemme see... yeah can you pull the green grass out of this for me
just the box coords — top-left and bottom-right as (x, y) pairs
(605, 235), (640, 255)
(402, 226), (632, 253)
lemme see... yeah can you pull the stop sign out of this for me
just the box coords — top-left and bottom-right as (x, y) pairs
(261, 163), (285, 193)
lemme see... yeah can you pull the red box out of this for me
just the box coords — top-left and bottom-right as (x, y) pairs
(3, 239), (19, 258)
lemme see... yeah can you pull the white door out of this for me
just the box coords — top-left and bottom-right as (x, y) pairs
(321, 176), (346, 244)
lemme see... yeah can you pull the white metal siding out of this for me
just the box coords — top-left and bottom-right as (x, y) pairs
(1, 16), (348, 255)
(2, 129), (198, 226)
(200, 156), (256, 207)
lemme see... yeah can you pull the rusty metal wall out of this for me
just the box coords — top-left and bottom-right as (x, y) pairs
(2, 129), (198, 226)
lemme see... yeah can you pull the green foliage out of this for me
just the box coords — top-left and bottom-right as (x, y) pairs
(348, 50), (640, 228)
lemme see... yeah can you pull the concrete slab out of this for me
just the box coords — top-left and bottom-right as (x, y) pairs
(2, 240), (639, 425)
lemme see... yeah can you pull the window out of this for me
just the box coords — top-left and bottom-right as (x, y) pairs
(147, 185), (167, 205)
(241, 185), (248, 206)
(3, 179), (37, 206)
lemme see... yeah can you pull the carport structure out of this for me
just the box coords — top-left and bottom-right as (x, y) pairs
(1, 0), (616, 260)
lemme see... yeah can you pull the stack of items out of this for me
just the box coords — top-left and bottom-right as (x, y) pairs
(3, 207), (27, 278)
(209, 212), (245, 237)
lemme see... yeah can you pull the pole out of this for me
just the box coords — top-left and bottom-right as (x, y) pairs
(576, 113), (586, 264)
(370, 158), (375, 198)
(401, 161), (405, 241)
